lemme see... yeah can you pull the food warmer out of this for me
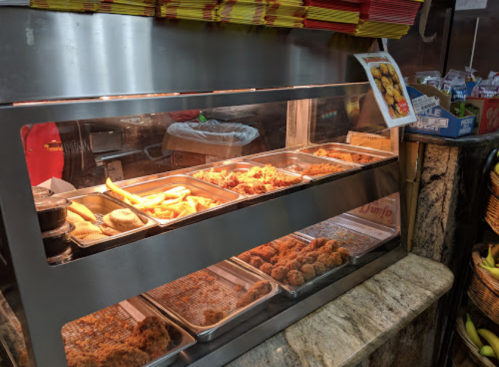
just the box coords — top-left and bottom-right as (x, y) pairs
(0, 8), (406, 367)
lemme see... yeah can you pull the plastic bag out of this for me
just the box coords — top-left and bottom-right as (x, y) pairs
(167, 120), (260, 146)
(416, 71), (441, 88)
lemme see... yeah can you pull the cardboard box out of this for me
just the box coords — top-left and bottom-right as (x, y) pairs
(466, 97), (499, 134)
(405, 86), (475, 138)
(163, 134), (244, 159)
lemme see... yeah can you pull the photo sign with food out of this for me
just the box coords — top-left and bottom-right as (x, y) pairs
(354, 52), (417, 128)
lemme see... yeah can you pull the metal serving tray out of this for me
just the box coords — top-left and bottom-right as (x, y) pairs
(189, 161), (310, 201)
(246, 151), (361, 183)
(231, 233), (348, 299)
(142, 261), (280, 342)
(298, 213), (400, 264)
(299, 143), (396, 167)
(69, 193), (158, 249)
(106, 175), (243, 228)
(62, 297), (196, 367)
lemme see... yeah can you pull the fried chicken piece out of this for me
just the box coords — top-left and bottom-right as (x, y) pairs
(307, 251), (319, 261)
(337, 247), (349, 262)
(351, 154), (377, 164)
(67, 351), (99, 367)
(301, 163), (344, 177)
(221, 172), (239, 189)
(95, 344), (150, 367)
(313, 262), (327, 275)
(287, 270), (305, 286)
(203, 309), (225, 326)
(325, 240), (340, 251)
(286, 260), (301, 271)
(330, 252), (343, 267)
(252, 280), (272, 295)
(317, 246), (333, 255)
(250, 181), (267, 194)
(250, 245), (277, 261)
(127, 316), (170, 360)
(270, 255), (281, 264)
(317, 253), (334, 268)
(260, 263), (273, 275)
(233, 183), (254, 195)
(237, 252), (252, 263)
(296, 255), (314, 265)
(249, 256), (265, 268)
(271, 266), (289, 281)
(301, 264), (316, 281)
(236, 289), (260, 308)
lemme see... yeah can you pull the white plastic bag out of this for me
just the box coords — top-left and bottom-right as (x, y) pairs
(167, 120), (259, 146)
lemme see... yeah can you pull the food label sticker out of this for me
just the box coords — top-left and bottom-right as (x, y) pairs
(354, 52), (417, 128)
(418, 116), (449, 128)
(106, 160), (124, 182)
(411, 95), (440, 114)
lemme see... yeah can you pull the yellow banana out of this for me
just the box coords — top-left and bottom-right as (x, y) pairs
(492, 244), (499, 261)
(481, 345), (497, 358)
(487, 245), (496, 267)
(478, 329), (499, 359)
(495, 163), (499, 176)
(480, 264), (499, 281)
(466, 314), (484, 348)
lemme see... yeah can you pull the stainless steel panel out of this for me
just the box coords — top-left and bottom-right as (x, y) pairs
(246, 151), (361, 183)
(231, 234), (349, 298)
(0, 8), (376, 103)
(67, 193), (158, 250)
(106, 175), (242, 227)
(299, 143), (396, 167)
(143, 261), (280, 342)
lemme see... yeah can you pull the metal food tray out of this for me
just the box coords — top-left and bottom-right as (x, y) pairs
(142, 261), (280, 342)
(69, 193), (158, 249)
(298, 213), (400, 264)
(299, 143), (396, 167)
(189, 161), (310, 201)
(231, 233), (348, 299)
(245, 151), (361, 183)
(106, 175), (243, 228)
(62, 297), (196, 367)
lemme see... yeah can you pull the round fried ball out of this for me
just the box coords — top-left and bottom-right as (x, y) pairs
(286, 260), (301, 271)
(313, 262), (327, 275)
(330, 252), (343, 267)
(260, 263), (273, 275)
(287, 270), (305, 286)
(249, 256), (264, 269)
(237, 252), (252, 263)
(325, 240), (339, 251)
(317, 246), (333, 255)
(371, 67), (381, 79)
(296, 255), (314, 265)
(380, 63), (389, 75)
(270, 255), (280, 265)
(271, 266), (289, 281)
(387, 64), (396, 76)
(375, 79), (385, 93)
(381, 76), (392, 89)
(301, 264), (316, 281)
(386, 84), (394, 97)
(385, 93), (395, 105)
(337, 247), (349, 262)
(317, 253), (334, 268)
(307, 251), (319, 261)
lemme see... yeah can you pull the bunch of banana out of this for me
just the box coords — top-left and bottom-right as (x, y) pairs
(466, 313), (499, 359)
(480, 245), (499, 281)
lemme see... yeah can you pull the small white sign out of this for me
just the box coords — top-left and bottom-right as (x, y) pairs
(412, 95), (440, 114)
(418, 116), (449, 128)
(456, 0), (487, 10)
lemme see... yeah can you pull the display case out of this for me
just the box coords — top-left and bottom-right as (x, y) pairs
(0, 7), (406, 367)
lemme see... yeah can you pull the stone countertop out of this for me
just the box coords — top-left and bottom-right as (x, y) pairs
(225, 254), (453, 367)
(405, 131), (499, 147)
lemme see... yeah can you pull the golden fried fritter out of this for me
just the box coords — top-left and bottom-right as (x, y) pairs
(203, 309), (225, 326)
(330, 252), (343, 267)
(325, 240), (339, 251)
(337, 247), (349, 262)
(271, 266), (289, 281)
(296, 255), (314, 265)
(260, 263), (273, 275)
(236, 280), (272, 308)
(307, 251), (319, 261)
(287, 270), (305, 286)
(250, 245), (277, 261)
(286, 260), (301, 271)
(252, 280), (271, 295)
(127, 316), (170, 360)
(95, 344), (150, 367)
(67, 351), (99, 367)
(237, 252), (252, 263)
(301, 264), (316, 281)
(313, 262), (327, 275)
(301, 163), (344, 177)
(249, 256), (265, 268)
(317, 253), (334, 268)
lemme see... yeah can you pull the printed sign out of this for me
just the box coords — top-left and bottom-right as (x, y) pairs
(412, 95), (440, 114)
(456, 0), (487, 10)
(355, 52), (417, 128)
(418, 116), (449, 128)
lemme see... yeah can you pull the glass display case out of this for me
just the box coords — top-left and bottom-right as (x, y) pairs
(0, 8), (405, 367)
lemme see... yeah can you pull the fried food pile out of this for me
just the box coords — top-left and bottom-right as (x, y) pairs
(68, 201), (146, 241)
(300, 163), (344, 177)
(66, 316), (170, 367)
(193, 165), (303, 195)
(237, 237), (349, 286)
(370, 63), (409, 119)
(313, 149), (378, 164)
(106, 178), (220, 220)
